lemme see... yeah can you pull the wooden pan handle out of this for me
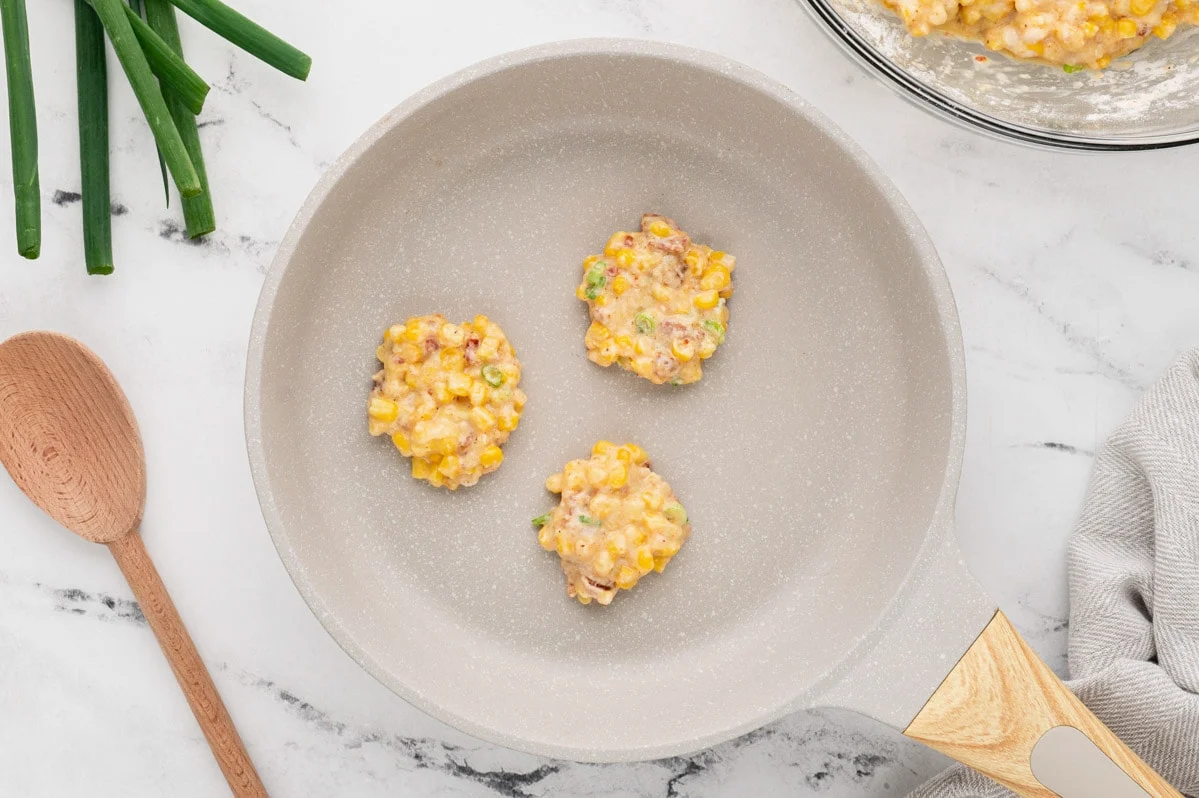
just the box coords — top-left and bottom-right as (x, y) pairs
(903, 611), (1177, 797)
(109, 531), (268, 797)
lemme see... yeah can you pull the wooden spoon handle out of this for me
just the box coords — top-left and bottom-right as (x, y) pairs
(108, 531), (268, 797)
(904, 611), (1178, 797)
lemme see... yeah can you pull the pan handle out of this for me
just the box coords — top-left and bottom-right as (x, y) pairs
(903, 611), (1179, 797)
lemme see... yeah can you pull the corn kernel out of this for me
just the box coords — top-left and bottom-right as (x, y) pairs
(470, 407), (496, 431)
(538, 526), (555, 549)
(594, 294), (609, 307)
(604, 233), (627, 256)
(431, 436), (456, 456)
(613, 334), (633, 351)
(438, 323), (466, 348)
(641, 491), (663, 511)
(497, 410), (519, 432)
(671, 338), (695, 362)
(611, 275), (630, 295)
(587, 463), (607, 487)
(635, 547), (655, 574)
(546, 473), (564, 493)
(700, 264), (731, 291)
(1130, 0), (1154, 14)
(607, 532), (628, 556)
(634, 338), (651, 355)
(391, 432), (412, 456)
(615, 566), (639, 590)
(607, 464), (628, 489)
(576, 285), (588, 301)
(693, 290), (719, 310)
(648, 220), (672, 237)
(1097, 55), (1112, 67)
(577, 594), (592, 605)
(369, 396), (399, 423)
(592, 440), (616, 455)
(1083, 20), (1099, 34)
(438, 455), (461, 478)
(616, 248), (636, 268)
(583, 254), (601, 270)
(446, 373), (472, 396)
(589, 494), (618, 519)
(440, 348), (465, 372)
(1117, 17), (1138, 36)
(412, 457), (434, 479)
(480, 445), (504, 468)
(433, 382), (452, 403)
(586, 322), (610, 345)
(684, 250), (703, 270)
(593, 341), (618, 367)
(557, 536), (572, 557)
(651, 285), (672, 303)
(595, 550), (615, 577)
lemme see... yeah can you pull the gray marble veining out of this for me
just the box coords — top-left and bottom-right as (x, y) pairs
(1, 0), (1197, 795)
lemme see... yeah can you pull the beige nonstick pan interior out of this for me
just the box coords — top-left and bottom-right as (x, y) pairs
(247, 40), (987, 762)
(248, 43), (1184, 792)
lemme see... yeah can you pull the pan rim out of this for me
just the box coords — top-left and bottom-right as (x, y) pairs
(244, 37), (968, 762)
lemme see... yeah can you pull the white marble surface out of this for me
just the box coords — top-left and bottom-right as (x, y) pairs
(1, 0), (1197, 795)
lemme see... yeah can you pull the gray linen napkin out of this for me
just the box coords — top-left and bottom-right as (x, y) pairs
(912, 349), (1199, 798)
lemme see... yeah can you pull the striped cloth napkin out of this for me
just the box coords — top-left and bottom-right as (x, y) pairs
(913, 349), (1199, 797)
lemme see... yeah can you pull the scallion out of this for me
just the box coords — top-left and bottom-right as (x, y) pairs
(75, 0), (112, 274)
(0, 0), (40, 258)
(168, 0), (310, 80)
(90, 0), (200, 198)
(145, 0), (214, 237)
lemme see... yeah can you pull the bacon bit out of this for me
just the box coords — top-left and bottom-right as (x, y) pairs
(584, 577), (614, 592)
(464, 336), (480, 364)
(975, 55), (988, 62)
(424, 338), (440, 354)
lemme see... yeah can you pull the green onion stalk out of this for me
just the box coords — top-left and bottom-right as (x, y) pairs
(0, 0), (39, 258)
(75, 0), (112, 274)
(145, 0), (213, 237)
(90, 0), (200, 198)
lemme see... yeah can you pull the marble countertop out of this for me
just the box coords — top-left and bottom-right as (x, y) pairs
(2, 0), (1198, 795)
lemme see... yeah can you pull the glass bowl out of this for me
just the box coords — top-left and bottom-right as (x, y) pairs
(799, 0), (1199, 149)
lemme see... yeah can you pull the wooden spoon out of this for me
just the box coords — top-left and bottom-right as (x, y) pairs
(0, 331), (267, 797)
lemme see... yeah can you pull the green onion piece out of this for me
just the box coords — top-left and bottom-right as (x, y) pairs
(531, 513), (551, 528)
(127, 0), (169, 207)
(85, 0), (211, 114)
(167, 0), (311, 80)
(1062, 64), (1084, 73)
(0, 0), (40, 258)
(663, 504), (688, 525)
(75, 0), (113, 274)
(123, 4), (209, 113)
(91, 0), (201, 198)
(579, 515), (601, 527)
(584, 287), (600, 300)
(702, 319), (725, 343)
(585, 264), (606, 287)
(634, 312), (656, 335)
(144, 0), (214, 236)
(481, 365), (504, 388)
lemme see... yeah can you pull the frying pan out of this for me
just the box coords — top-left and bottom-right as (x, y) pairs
(245, 40), (1177, 795)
